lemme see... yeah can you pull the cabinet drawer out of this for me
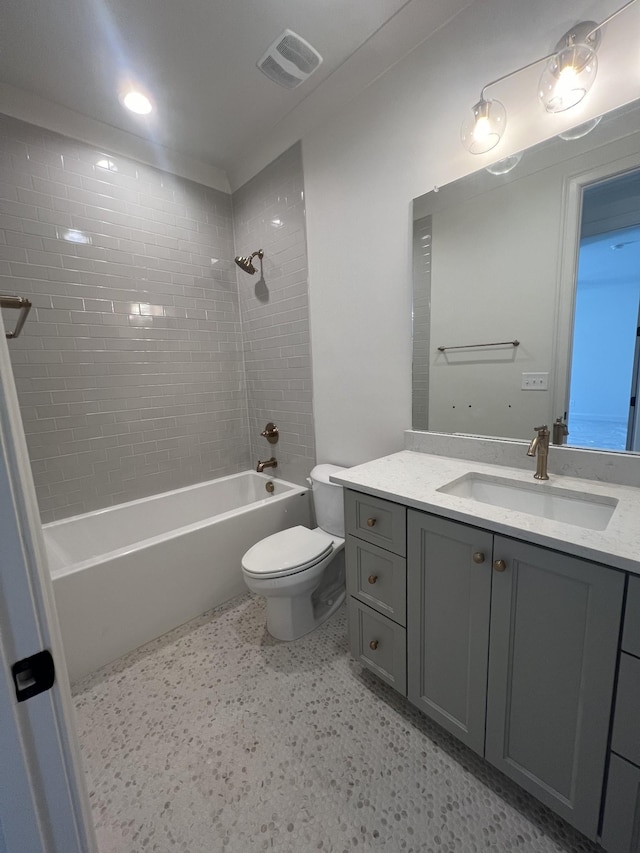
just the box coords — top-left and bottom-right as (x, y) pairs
(347, 598), (406, 694)
(344, 490), (406, 556)
(346, 536), (406, 626)
(612, 653), (640, 766)
(601, 753), (640, 853)
(623, 576), (640, 658)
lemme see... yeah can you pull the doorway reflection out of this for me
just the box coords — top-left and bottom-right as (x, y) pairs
(568, 169), (640, 451)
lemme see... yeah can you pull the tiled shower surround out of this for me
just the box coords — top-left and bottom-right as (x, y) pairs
(0, 114), (314, 520)
(234, 145), (315, 487)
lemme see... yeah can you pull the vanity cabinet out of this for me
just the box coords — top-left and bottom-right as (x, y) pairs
(344, 488), (627, 840)
(406, 510), (624, 838)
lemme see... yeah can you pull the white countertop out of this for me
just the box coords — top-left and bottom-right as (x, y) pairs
(331, 451), (640, 575)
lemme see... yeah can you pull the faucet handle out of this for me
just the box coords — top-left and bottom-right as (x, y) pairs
(534, 424), (549, 433)
(260, 422), (279, 444)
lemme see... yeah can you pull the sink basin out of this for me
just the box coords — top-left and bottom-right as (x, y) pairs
(437, 473), (618, 530)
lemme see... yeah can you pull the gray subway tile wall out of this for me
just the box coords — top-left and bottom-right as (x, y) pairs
(232, 144), (316, 486)
(412, 216), (431, 431)
(0, 114), (252, 521)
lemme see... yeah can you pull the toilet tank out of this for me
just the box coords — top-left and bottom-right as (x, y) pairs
(310, 464), (346, 537)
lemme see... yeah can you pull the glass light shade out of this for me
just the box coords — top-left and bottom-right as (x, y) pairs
(558, 115), (602, 140)
(485, 152), (523, 175)
(461, 98), (506, 154)
(538, 44), (598, 113)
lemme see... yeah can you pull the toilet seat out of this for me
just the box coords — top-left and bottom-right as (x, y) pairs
(242, 526), (335, 579)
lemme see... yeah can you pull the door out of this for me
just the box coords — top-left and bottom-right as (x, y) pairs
(407, 511), (492, 755)
(0, 315), (96, 852)
(485, 537), (624, 839)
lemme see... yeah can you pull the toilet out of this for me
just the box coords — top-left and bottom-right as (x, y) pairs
(241, 464), (346, 640)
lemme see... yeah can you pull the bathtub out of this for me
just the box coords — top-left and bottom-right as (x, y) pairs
(44, 472), (310, 682)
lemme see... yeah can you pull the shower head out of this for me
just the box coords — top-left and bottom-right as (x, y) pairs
(234, 249), (264, 275)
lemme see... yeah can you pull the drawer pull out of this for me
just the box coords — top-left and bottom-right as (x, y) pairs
(366, 517), (377, 527)
(369, 639), (379, 651)
(493, 559), (507, 572)
(368, 574), (378, 585)
(472, 552), (485, 564)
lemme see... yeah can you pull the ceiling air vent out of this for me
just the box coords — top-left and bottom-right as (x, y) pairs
(257, 29), (323, 89)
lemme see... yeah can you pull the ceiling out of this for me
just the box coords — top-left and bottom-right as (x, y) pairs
(0, 0), (473, 179)
(580, 225), (640, 287)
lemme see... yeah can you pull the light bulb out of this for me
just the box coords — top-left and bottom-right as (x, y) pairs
(461, 98), (506, 155)
(538, 44), (597, 113)
(473, 116), (491, 144)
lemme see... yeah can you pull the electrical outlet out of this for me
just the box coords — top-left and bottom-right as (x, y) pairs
(521, 372), (549, 390)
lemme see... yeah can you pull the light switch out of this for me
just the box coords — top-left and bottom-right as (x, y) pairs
(521, 372), (549, 390)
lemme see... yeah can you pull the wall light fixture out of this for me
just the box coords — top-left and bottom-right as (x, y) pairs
(538, 22), (600, 114)
(461, 0), (636, 154)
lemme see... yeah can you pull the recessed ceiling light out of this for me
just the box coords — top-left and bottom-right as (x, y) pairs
(123, 90), (153, 115)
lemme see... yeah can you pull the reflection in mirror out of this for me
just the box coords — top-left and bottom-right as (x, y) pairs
(412, 98), (640, 454)
(569, 170), (640, 451)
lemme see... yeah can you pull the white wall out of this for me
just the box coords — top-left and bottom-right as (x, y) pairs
(302, 0), (640, 466)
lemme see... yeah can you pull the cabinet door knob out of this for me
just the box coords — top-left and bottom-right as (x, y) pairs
(472, 552), (485, 564)
(493, 559), (507, 572)
(366, 517), (376, 527)
(369, 639), (379, 651)
(368, 574), (378, 585)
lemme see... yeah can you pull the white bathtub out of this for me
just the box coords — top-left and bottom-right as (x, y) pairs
(44, 472), (310, 682)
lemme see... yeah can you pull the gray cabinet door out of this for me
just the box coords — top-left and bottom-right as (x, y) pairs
(485, 537), (624, 840)
(612, 653), (640, 766)
(602, 753), (640, 853)
(622, 575), (640, 657)
(407, 511), (492, 755)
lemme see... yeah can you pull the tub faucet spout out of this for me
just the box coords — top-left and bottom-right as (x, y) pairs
(257, 457), (277, 473)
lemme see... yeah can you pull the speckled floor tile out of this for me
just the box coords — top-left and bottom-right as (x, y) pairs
(73, 594), (599, 853)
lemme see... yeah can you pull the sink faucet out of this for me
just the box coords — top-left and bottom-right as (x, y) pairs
(257, 457), (277, 473)
(526, 425), (550, 480)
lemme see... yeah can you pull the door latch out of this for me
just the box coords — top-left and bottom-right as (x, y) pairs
(11, 650), (55, 703)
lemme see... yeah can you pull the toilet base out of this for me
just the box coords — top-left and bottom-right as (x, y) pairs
(263, 547), (345, 641)
(266, 586), (346, 641)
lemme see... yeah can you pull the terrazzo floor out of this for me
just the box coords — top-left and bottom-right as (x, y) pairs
(72, 594), (600, 853)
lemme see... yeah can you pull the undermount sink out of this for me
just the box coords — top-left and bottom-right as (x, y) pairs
(437, 472), (618, 530)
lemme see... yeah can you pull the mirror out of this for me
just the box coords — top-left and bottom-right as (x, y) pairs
(412, 98), (640, 453)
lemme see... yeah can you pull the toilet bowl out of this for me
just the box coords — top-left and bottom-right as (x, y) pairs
(241, 464), (346, 640)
